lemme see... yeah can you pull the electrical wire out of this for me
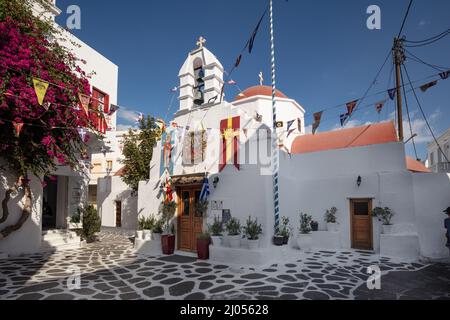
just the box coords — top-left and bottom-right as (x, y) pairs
(404, 28), (450, 44)
(404, 30), (450, 48)
(398, 0), (414, 38)
(402, 64), (450, 163)
(399, 66), (419, 159)
(405, 49), (450, 72)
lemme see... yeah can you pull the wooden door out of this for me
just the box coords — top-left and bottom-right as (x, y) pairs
(115, 201), (122, 228)
(178, 187), (203, 252)
(350, 199), (373, 250)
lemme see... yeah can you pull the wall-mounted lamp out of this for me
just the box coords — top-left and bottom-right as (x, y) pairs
(213, 177), (220, 188)
(357, 176), (362, 187)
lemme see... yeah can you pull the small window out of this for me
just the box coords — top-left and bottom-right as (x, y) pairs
(182, 191), (190, 216)
(354, 202), (369, 216)
(106, 160), (113, 171)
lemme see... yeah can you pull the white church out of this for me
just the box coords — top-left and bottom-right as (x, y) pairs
(128, 39), (450, 264)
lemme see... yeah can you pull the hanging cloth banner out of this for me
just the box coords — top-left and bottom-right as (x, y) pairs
(312, 111), (323, 135)
(376, 101), (385, 114)
(388, 88), (396, 100)
(78, 93), (90, 116)
(287, 129), (296, 138)
(420, 80), (438, 92)
(346, 100), (358, 116)
(32, 78), (50, 106)
(219, 116), (240, 172)
(287, 120), (295, 132)
(160, 130), (175, 177)
(439, 71), (450, 80)
(340, 113), (349, 127)
(13, 122), (24, 137)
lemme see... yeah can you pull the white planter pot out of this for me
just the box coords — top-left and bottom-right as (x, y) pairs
(143, 230), (152, 240)
(327, 223), (338, 232)
(69, 222), (81, 230)
(382, 225), (394, 234)
(297, 234), (313, 252)
(247, 239), (260, 250)
(153, 233), (162, 243)
(211, 236), (222, 247)
(136, 230), (144, 240)
(228, 235), (241, 248)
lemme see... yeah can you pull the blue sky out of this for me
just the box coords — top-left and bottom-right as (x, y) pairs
(56, 0), (450, 160)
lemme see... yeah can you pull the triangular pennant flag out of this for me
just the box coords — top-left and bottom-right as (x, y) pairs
(312, 111), (323, 135)
(340, 113), (349, 127)
(78, 93), (90, 116)
(255, 112), (262, 122)
(247, 9), (267, 54)
(287, 129), (295, 138)
(346, 100), (358, 116)
(32, 78), (50, 106)
(297, 118), (302, 133)
(13, 122), (24, 137)
(227, 79), (237, 85)
(235, 54), (242, 68)
(420, 80), (438, 92)
(170, 86), (178, 93)
(108, 104), (119, 116)
(388, 88), (396, 100)
(375, 101), (385, 114)
(287, 120), (295, 132)
(439, 71), (450, 80)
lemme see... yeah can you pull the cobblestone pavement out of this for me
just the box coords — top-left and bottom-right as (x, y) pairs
(0, 231), (448, 300)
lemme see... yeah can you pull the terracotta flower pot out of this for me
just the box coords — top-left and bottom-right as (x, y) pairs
(197, 238), (211, 260)
(161, 234), (175, 255)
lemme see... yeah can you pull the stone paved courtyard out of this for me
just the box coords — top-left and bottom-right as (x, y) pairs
(0, 230), (449, 300)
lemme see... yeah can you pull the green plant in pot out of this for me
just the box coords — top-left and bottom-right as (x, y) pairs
(280, 216), (292, 245)
(310, 220), (319, 232)
(225, 217), (241, 248)
(325, 207), (338, 232)
(69, 209), (81, 230)
(81, 205), (101, 243)
(243, 216), (263, 250)
(297, 212), (313, 252)
(136, 215), (146, 240)
(197, 231), (211, 260)
(159, 201), (177, 255)
(208, 215), (224, 247)
(371, 207), (395, 234)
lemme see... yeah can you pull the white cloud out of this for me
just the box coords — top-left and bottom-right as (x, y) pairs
(418, 19), (430, 29)
(389, 109), (442, 144)
(118, 108), (141, 124)
(116, 124), (137, 131)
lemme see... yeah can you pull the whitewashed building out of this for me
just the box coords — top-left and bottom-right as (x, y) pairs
(427, 128), (450, 173)
(136, 41), (450, 263)
(0, 0), (118, 256)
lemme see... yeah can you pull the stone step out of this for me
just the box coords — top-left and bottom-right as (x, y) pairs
(41, 242), (82, 253)
(41, 229), (81, 252)
(42, 232), (78, 242)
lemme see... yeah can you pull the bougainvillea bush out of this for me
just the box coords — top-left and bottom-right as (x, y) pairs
(0, 0), (95, 238)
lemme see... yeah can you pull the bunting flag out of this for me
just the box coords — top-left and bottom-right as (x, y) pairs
(340, 113), (349, 127)
(420, 80), (438, 92)
(275, 121), (284, 128)
(227, 79), (237, 85)
(247, 9), (267, 54)
(170, 86), (178, 93)
(235, 54), (242, 68)
(13, 122), (24, 137)
(439, 71), (450, 80)
(388, 88), (396, 100)
(255, 112), (263, 122)
(164, 178), (173, 204)
(243, 128), (248, 138)
(287, 129), (295, 138)
(78, 93), (90, 116)
(312, 111), (323, 135)
(32, 78), (50, 106)
(219, 116), (240, 172)
(108, 104), (119, 116)
(297, 118), (302, 133)
(287, 120), (295, 132)
(346, 100), (358, 116)
(376, 101), (385, 114)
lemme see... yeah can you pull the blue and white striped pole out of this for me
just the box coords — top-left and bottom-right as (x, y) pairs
(269, 0), (280, 234)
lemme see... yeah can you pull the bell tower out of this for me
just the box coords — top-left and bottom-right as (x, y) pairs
(178, 37), (224, 111)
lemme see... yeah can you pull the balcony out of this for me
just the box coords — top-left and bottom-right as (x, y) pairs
(430, 162), (450, 173)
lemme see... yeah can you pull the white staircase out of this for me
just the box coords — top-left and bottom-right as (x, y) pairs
(41, 229), (82, 252)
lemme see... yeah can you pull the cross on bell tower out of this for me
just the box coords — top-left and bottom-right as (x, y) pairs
(196, 36), (206, 48)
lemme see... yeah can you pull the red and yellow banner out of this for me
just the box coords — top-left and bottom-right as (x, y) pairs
(32, 78), (49, 106)
(220, 116), (240, 172)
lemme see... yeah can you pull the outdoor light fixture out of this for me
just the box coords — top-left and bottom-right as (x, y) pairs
(213, 177), (220, 188)
(357, 176), (362, 187)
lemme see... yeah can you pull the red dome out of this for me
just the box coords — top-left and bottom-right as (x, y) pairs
(234, 85), (288, 101)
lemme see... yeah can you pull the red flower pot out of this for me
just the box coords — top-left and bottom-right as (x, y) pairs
(197, 238), (211, 260)
(161, 234), (175, 255)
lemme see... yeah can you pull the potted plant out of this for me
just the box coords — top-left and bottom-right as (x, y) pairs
(81, 205), (101, 243)
(208, 215), (224, 247)
(160, 201), (177, 255)
(143, 215), (156, 240)
(243, 216), (263, 250)
(280, 216), (291, 245)
(69, 209), (82, 230)
(372, 207), (395, 234)
(325, 207), (338, 232)
(297, 212), (313, 251)
(197, 232), (211, 260)
(225, 217), (241, 248)
(194, 200), (209, 217)
(311, 220), (319, 232)
(136, 215), (146, 240)
(273, 231), (285, 246)
(152, 219), (164, 242)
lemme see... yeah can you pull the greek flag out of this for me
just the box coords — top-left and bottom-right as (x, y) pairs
(199, 177), (210, 202)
